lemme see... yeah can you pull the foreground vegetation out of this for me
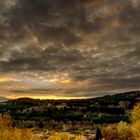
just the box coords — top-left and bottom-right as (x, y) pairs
(103, 103), (140, 140)
(0, 102), (140, 140)
(0, 114), (40, 140)
(0, 93), (140, 140)
(0, 114), (89, 140)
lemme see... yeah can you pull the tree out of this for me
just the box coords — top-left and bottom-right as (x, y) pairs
(131, 103), (140, 123)
(38, 120), (44, 128)
(0, 113), (40, 140)
(131, 103), (140, 139)
(95, 128), (103, 140)
(117, 121), (135, 140)
(0, 113), (12, 129)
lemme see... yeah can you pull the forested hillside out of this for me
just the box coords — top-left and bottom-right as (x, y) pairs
(0, 91), (139, 130)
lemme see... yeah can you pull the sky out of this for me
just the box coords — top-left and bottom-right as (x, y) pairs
(0, 0), (140, 100)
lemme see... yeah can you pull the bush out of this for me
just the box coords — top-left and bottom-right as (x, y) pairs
(0, 114), (12, 129)
(48, 132), (70, 140)
(47, 133), (86, 140)
(117, 121), (135, 140)
(102, 124), (118, 140)
(74, 135), (85, 140)
(131, 103), (140, 139)
(131, 103), (140, 123)
(102, 103), (140, 140)
(0, 113), (40, 140)
(102, 122), (135, 140)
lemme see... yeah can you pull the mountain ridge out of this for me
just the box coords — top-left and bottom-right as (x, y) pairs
(5, 90), (140, 103)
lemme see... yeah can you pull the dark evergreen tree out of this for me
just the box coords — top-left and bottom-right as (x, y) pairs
(38, 120), (44, 128)
(95, 128), (103, 140)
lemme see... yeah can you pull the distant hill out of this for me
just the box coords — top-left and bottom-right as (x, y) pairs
(6, 90), (140, 105)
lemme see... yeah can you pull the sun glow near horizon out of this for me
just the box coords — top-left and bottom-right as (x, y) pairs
(5, 94), (93, 100)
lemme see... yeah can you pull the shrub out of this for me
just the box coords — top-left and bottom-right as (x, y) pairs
(102, 124), (118, 140)
(131, 103), (140, 123)
(0, 114), (12, 129)
(117, 121), (135, 140)
(74, 135), (85, 140)
(131, 103), (140, 139)
(0, 113), (40, 140)
(102, 103), (140, 140)
(48, 132), (70, 140)
(102, 122), (135, 140)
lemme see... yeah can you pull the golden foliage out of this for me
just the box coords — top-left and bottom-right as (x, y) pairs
(48, 132), (70, 140)
(102, 103), (140, 140)
(131, 103), (140, 123)
(0, 114), (12, 129)
(47, 133), (86, 140)
(131, 103), (140, 139)
(0, 113), (40, 140)
(74, 135), (85, 140)
(117, 121), (135, 140)
(102, 124), (118, 140)
(102, 122), (135, 140)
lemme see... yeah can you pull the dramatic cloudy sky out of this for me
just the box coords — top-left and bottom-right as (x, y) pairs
(0, 0), (140, 100)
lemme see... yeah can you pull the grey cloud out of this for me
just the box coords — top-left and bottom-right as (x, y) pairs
(0, 0), (140, 97)
(5, 0), (98, 44)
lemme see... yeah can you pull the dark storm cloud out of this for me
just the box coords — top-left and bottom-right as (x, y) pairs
(4, 0), (98, 43)
(0, 0), (140, 97)
(0, 45), (85, 72)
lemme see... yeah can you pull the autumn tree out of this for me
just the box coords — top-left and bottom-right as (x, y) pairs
(131, 103), (140, 139)
(0, 113), (40, 140)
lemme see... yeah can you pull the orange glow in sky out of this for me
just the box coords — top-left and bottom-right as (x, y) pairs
(5, 94), (91, 100)
(0, 76), (20, 83)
